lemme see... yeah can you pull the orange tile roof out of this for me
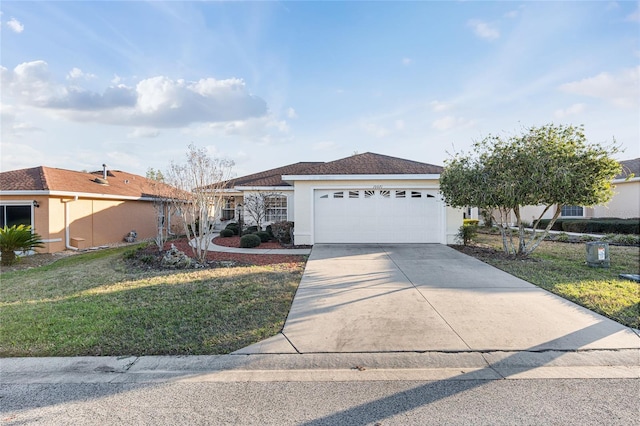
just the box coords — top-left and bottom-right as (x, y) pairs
(0, 166), (178, 199)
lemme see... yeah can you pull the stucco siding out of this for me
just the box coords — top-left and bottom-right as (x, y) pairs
(593, 181), (640, 218)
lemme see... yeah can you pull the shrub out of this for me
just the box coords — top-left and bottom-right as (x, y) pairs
(463, 219), (479, 226)
(602, 234), (640, 246)
(537, 218), (639, 235)
(240, 234), (261, 248)
(271, 221), (294, 244)
(555, 232), (570, 242)
(456, 224), (478, 246)
(256, 231), (271, 242)
(265, 224), (273, 237)
(245, 225), (259, 234)
(0, 225), (45, 266)
(579, 235), (597, 242)
(480, 210), (493, 228)
(225, 223), (239, 235)
(220, 229), (234, 238)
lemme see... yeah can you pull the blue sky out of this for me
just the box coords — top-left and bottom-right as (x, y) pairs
(1, 1), (639, 178)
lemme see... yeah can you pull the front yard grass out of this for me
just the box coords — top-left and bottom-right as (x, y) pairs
(460, 233), (639, 329)
(0, 245), (305, 357)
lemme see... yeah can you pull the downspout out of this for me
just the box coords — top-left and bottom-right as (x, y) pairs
(63, 196), (79, 251)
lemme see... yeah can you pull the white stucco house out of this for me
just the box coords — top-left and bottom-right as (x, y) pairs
(513, 158), (640, 224)
(212, 152), (463, 245)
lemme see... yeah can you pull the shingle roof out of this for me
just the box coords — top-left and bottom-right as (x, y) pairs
(217, 152), (443, 189)
(617, 158), (639, 179)
(0, 166), (177, 198)
(288, 152), (443, 175)
(221, 162), (324, 188)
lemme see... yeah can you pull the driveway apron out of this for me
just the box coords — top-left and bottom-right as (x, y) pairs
(266, 244), (639, 354)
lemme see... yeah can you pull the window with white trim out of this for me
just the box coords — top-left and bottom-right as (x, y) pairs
(221, 197), (236, 221)
(265, 195), (287, 222)
(561, 206), (584, 217)
(0, 204), (32, 228)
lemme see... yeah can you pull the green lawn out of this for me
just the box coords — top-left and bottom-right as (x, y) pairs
(464, 233), (640, 329)
(0, 245), (305, 357)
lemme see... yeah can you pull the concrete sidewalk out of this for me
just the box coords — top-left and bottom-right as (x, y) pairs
(238, 244), (640, 354)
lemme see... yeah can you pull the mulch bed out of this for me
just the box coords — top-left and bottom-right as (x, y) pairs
(167, 238), (306, 267)
(212, 236), (283, 249)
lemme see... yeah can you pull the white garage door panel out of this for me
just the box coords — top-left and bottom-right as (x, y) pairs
(314, 189), (442, 243)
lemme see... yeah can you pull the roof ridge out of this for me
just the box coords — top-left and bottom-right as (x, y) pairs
(39, 166), (50, 191)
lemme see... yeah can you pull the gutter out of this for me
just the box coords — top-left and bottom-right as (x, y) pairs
(62, 196), (79, 251)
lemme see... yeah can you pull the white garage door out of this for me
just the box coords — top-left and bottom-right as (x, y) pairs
(314, 189), (443, 243)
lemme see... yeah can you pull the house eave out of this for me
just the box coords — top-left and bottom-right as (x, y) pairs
(233, 186), (294, 191)
(0, 190), (157, 202)
(281, 173), (441, 183)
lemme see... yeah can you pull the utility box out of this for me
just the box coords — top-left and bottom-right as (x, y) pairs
(586, 242), (610, 268)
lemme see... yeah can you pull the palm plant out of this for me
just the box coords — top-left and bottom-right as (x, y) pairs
(0, 225), (45, 266)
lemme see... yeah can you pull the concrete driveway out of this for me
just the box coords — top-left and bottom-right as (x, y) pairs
(236, 244), (640, 354)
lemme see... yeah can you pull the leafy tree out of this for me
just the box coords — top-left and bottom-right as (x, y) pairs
(440, 124), (621, 256)
(242, 192), (282, 232)
(165, 144), (234, 263)
(0, 225), (45, 266)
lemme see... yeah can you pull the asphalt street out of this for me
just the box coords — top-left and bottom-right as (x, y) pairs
(2, 379), (638, 425)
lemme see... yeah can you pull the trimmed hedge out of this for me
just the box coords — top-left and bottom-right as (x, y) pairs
(535, 218), (639, 235)
(225, 223), (239, 235)
(219, 229), (234, 238)
(256, 231), (271, 242)
(463, 219), (479, 226)
(240, 234), (261, 248)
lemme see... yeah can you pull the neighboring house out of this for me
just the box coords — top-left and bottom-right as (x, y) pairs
(498, 158), (640, 225)
(213, 152), (463, 245)
(0, 165), (182, 253)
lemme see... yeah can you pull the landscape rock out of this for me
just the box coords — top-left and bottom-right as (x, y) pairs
(161, 244), (192, 269)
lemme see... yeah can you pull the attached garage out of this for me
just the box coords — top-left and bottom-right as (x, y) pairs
(217, 152), (464, 246)
(314, 188), (444, 243)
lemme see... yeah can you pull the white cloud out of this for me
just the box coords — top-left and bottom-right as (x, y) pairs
(2, 60), (269, 127)
(402, 57), (413, 66)
(626, 8), (640, 22)
(67, 67), (96, 80)
(395, 119), (405, 130)
(360, 121), (389, 138)
(312, 141), (336, 151)
(187, 114), (292, 146)
(430, 100), (452, 112)
(504, 10), (519, 19)
(468, 19), (500, 40)
(559, 67), (640, 108)
(287, 107), (298, 119)
(6, 17), (24, 33)
(554, 103), (586, 118)
(127, 128), (160, 138)
(431, 116), (475, 131)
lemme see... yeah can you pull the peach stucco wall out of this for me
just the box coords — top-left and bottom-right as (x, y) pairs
(0, 194), (182, 253)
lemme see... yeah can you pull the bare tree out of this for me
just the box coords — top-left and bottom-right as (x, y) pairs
(165, 144), (234, 264)
(146, 167), (171, 252)
(242, 192), (282, 231)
